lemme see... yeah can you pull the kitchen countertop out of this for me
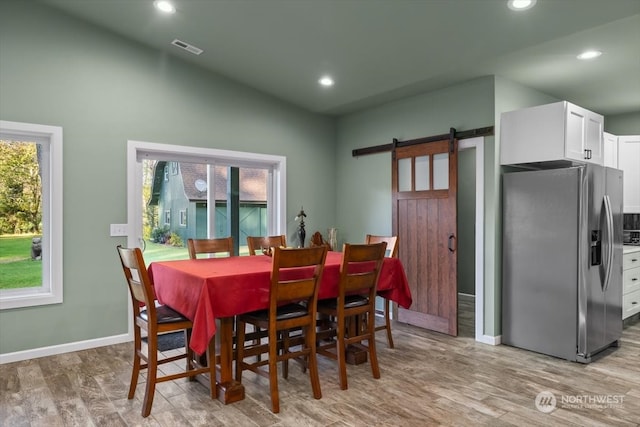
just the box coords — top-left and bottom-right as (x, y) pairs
(624, 245), (640, 254)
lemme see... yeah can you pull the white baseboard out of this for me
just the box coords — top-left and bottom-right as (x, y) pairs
(477, 334), (501, 346)
(0, 334), (132, 365)
(0, 330), (502, 362)
(456, 293), (499, 345)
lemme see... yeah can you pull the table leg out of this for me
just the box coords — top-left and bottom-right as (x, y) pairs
(316, 313), (368, 365)
(346, 314), (368, 365)
(215, 317), (245, 403)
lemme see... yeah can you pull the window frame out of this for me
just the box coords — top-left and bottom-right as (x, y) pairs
(128, 140), (286, 246)
(179, 209), (187, 227)
(164, 209), (171, 226)
(0, 120), (63, 310)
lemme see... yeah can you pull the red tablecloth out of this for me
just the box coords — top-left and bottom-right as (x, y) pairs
(149, 251), (412, 354)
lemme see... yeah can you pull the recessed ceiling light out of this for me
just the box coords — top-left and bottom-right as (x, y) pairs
(319, 76), (334, 87)
(577, 50), (602, 60)
(154, 0), (176, 14)
(507, 0), (537, 11)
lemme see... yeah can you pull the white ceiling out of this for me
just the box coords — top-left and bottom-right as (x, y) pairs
(41, 0), (640, 116)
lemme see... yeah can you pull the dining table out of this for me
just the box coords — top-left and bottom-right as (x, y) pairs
(148, 250), (412, 404)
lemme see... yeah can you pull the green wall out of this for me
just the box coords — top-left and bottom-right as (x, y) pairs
(0, 0), (335, 354)
(605, 111), (640, 135)
(335, 76), (497, 334)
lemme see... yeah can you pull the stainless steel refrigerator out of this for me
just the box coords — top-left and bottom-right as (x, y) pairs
(502, 163), (623, 363)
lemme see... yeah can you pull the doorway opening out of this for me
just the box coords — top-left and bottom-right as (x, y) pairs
(457, 145), (476, 337)
(457, 137), (485, 343)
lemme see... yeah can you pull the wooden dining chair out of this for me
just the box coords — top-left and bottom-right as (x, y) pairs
(187, 237), (234, 259)
(116, 245), (216, 418)
(365, 234), (399, 348)
(235, 246), (327, 413)
(316, 242), (387, 390)
(246, 235), (287, 255)
(245, 235), (288, 355)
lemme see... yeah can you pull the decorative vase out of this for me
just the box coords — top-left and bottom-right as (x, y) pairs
(327, 228), (338, 251)
(298, 226), (306, 248)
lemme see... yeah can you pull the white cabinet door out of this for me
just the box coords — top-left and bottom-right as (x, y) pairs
(565, 103), (604, 164)
(618, 135), (640, 213)
(565, 105), (586, 161)
(585, 111), (604, 164)
(603, 132), (618, 168)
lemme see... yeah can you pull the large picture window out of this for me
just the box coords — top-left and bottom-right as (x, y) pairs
(0, 120), (63, 309)
(128, 140), (286, 263)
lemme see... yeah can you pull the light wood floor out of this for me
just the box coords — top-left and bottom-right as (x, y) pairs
(1, 300), (639, 426)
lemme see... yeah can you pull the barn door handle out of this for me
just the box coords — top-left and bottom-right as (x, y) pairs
(448, 234), (456, 252)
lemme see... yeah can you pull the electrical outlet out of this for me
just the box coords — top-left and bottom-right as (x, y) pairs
(110, 224), (128, 236)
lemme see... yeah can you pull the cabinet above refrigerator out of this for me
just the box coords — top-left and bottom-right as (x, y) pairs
(500, 101), (604, 166)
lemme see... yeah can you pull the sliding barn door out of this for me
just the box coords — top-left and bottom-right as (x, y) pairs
(393, 138), (458, 336)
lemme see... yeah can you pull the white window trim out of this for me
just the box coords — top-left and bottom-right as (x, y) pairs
(128, 140), (286, 251)
(0, 120), (63, 310)
(179, 209), (187, 227)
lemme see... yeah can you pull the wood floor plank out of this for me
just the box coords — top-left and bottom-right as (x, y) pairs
(56, 397), (96, 427)
(1, 302), (639, 426)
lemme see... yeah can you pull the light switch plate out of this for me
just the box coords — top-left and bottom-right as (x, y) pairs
(110, 224), (128, 236)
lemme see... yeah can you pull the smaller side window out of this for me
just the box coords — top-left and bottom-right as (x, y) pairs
(1, 120), (63, 310)
(179, 209), (187, 227)
(164, 166), (169, 181)
(164, 210), (171, 225)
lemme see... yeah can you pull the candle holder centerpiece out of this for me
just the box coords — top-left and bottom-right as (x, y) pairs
(295, 207), (307, 248)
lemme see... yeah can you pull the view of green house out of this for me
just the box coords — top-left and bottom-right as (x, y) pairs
(148, 161), (268, 244)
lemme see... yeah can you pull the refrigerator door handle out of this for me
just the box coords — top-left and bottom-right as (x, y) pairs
(602, 195), (614, 292)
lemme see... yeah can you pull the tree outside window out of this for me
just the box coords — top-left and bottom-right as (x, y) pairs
(0, 140), (43, 290)
(0, 141), (42, 235)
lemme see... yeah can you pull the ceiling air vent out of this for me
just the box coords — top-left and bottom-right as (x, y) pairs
(171, 39), (203, 55)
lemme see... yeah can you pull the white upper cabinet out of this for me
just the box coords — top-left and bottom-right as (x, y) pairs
(500, 101), (604, 166)
(618, 135), (640, 213)
(603, 132), (618, 168)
